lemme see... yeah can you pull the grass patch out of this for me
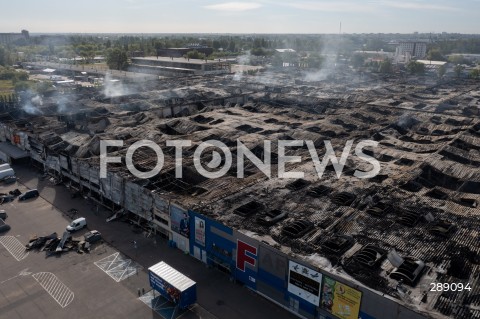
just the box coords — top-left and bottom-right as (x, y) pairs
(0, 80), (14, 97)
(78, 63), (109, 71)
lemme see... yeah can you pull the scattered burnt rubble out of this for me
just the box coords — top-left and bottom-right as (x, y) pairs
(25, 231), (95, 255)
(256, 209), (288, 227)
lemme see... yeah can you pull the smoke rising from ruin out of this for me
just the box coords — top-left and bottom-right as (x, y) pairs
(103, 73), (131, 98)
(22, 94), (43, 115)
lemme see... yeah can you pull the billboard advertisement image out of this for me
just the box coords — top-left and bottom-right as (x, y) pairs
(287, 260), (322, 306)
(194, 216), (206, 246)
(170, 205), (190, 238)
(321, 275), (362, 319)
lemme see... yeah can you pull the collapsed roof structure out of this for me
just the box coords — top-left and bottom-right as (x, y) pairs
(0, 70), (479, 319)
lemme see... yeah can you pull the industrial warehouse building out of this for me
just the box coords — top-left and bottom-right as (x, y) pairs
(0, 71), (479, 319)
(129, 56), (231, 76)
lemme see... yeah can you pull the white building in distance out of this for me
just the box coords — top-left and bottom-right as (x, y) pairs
(395, 42), (427, 63)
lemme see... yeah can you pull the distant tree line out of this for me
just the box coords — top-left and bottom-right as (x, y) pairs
(2, 33), (480, 74)
(429, 39), (480, 55)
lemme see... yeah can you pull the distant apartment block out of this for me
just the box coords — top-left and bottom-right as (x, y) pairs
(395, 41), (427, 63)
(0, 30), (29, 45)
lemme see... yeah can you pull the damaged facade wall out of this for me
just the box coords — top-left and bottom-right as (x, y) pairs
(187, 210), (428, 319)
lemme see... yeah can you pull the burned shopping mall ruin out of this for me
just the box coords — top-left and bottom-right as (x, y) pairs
(1, 64), (480, 319)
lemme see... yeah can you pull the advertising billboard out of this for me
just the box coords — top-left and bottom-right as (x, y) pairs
(321, 275), (362, 319)
(170, 204), (189, 238)
(149, 271), (181, 303)
(194, 216), (206, 246)
(287, 260), (322, 306)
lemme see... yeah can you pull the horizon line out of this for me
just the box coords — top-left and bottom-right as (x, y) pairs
(4, 31), (480, 36)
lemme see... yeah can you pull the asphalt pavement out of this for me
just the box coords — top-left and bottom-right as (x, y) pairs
(12, 164), (298, 319)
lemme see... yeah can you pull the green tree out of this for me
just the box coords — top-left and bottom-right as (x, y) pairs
(351, 54), (365, 68)
(14, 81), (31, 93)
(106, 48), (128, 70)
(448, 55), (468, 65)
(212, 40), (221, 50)
(437, 64), (446, 78)
(0, 67), (25, 81)
(228, 41), (236, 53)
(0, 46), (7, 66)
(36, 81), (54, 95)
(306, 53), (323, 69)
(17, 70), (28, 81)
(251, 47), (273, 56)
(470, 68), (480, 79)
(272, 54), (283, 67)
(282, 52), (299, 66)
(48, 43), (55, 55)
(407, 61), (425, 75)
(454, 64), (464, 77)
(76, 44), (96, 64)
(426, 49), (445, 61)
(378, 59), (393, 74)
(186, 50), (206, 60)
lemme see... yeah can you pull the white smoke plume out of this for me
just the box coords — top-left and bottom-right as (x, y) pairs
(233, 52), (252, 81)
(302, 36), (344, 82)
(31, 95), (43, 106)
(103, 73), (131, 98)
(396, 113), (419, 129)
(23, 102), (43, 115)
(56, 94), (70, 113)
(303, 55), (337, 82)
(22, 95), (43, 115)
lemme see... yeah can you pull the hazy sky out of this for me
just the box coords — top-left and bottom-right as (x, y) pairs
(2, 0), (479, 34)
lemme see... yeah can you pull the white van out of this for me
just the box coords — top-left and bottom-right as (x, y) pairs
(66, 217), (87, 232)
(0, 164), (11, 171)
(0, 169), (15, 180)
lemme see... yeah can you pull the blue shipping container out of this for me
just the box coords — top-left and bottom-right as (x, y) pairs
(148, 261), (197, 309)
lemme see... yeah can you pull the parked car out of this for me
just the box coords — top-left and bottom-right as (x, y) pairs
(18, 189), (39, 201)
(66, 217), (87, 232)
(0, 194), (15, 204)
(0, 210), (7, 220)
(3, 176), (16, 184)
(84, 230), (102, 243)
(0, 218), (10, 233)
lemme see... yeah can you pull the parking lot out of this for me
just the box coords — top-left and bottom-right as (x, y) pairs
(0, 181), (159, 319)
(0, 165), (298, 319)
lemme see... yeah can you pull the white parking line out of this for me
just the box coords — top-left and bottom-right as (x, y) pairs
(95, 252), (142, 282)
(0, 269), (32, 285)
(0, 236), (29, 261)
(32, 272), (74, 308)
